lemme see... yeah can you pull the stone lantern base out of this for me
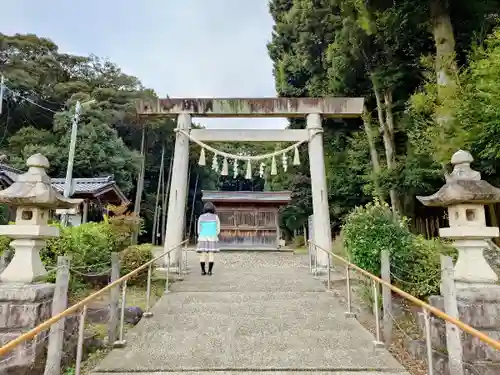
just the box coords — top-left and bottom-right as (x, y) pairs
(455, 281), (500, 301)
(422, 291), (500, 375)
(0, 283), (55, 375)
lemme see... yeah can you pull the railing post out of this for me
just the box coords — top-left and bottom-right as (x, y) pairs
(44, 256), (71, 375)
(372, 280), (384, 348)
(313, 245), (318, 278)
(177, 245), (182, 279)
(177, 245), (184, 281)
(380, 250), (393, 346)
(326, 252), (331, 291)
(308, 241), (312, 274)
(108, 252), (120, 344)
(113, 280), (127, 348)
(74, 305), (87, 375)
(143, 263), (153, 318)
(422, 308), (434, 375)
(184, 241), (188, 273)
(164, 252), (170, 294)
(441, 255), (464, 375)
(344, 265), (356, 318)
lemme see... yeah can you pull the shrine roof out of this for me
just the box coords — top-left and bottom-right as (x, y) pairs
(0, 164), (129, 205)
(202, 190), (291, 204)
(50, 177), (129, 205)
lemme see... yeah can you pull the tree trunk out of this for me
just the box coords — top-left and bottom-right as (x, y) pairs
(362, 108), (384, 202)
(430, 0), (457, 92)
(430, 0), (458, 134)
(372, 80), (401, 215)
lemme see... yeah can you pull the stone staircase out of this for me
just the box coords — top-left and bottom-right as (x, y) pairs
(91, 251), (409, 374)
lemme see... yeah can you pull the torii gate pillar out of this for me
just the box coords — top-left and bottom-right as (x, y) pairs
(163, 113), (190, 266)
(307, 114), (332, 268)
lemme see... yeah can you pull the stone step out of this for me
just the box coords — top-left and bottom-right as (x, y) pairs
(93, 372), (409, 375)
(91, 252), (409, 375)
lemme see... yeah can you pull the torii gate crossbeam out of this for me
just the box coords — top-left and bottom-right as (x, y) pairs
(136, 97), (364, 269)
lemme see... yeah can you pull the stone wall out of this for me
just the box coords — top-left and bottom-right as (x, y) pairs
(405, 295), (500, 375)
(0, 283), (54, 375)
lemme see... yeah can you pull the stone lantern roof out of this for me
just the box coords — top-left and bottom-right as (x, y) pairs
(417, 150), (500, 206)
(0, 153), (82, 208)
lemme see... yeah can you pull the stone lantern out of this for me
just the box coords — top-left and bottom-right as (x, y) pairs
(0, 153), (82, 283)
(417, 150), (500, 298)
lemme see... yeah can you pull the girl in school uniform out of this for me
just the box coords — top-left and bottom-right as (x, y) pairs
(196, 201), (220, 275)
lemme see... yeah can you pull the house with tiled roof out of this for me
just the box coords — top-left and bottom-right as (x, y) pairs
(0, 163), (129, 225)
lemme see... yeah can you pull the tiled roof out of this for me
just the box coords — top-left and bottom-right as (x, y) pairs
(0, 164), (129, 204)
(202, 190), (291, 203)
(51, 176), (115, 195)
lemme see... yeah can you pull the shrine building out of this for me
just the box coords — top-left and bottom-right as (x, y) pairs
(201, 190), (291, 250)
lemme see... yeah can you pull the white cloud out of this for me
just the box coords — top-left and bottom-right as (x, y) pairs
(2, 0), (287, 129)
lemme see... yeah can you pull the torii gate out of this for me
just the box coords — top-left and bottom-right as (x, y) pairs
(136, 97), (364, 268)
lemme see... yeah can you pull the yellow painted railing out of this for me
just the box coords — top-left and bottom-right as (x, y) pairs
(0, 239), (189, 374)
(309, 241), (500, 351)
(309, 239), (500, 375)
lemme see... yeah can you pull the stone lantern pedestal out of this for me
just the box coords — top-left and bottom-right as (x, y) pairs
(0, 154), (81, 374)
(417, 150), (500, 375)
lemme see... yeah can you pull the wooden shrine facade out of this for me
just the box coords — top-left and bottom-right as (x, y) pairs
(201, 190), (291, 250)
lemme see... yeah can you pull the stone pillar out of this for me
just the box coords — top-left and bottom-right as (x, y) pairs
(163, 113), (191, 266)
(417, 150), (500, 375)
(307, 114), (332, 268)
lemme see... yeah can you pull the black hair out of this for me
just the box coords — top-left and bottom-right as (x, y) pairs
(203, 201), (216, 214)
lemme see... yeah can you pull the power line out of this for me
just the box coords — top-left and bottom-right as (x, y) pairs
(0, 76), (58, 114)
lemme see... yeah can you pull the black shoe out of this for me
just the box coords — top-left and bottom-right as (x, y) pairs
(200, 262), (206, 275)
(208, 262), (214, 276)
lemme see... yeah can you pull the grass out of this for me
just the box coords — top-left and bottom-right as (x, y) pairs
(293, 235), (347, 259)
(61, 279), (168, 375)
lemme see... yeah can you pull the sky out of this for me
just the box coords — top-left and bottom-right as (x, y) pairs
(2, 0), (287, 129)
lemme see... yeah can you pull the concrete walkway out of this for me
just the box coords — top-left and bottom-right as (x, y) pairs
(92, 252), (409, 375)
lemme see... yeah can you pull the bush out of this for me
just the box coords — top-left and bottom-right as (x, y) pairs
(0, 236), (11, 256)
(343, 199), (455, 299)
(293, 235), (305, 247)
(343, 200), (413, 277)
(41, 222), (118, 286)
(107, 214), (143, 251)
(402, 235), (456, 298)
(42, 222), (116, 271)
(119, 244), (153, 285)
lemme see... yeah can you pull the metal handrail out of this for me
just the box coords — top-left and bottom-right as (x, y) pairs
(0, 239), (189, 357)
(309, 240), (500, 351)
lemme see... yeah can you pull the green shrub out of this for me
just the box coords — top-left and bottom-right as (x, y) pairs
(41, 222), (118, 286)
(343, 200), (413, 277)
(0, 236), (12, 256)
(293, 235), (305, 247)
(107, 215), (143, 251)
(343, 199), (455, 299)
(401, 236), (457, 298)
(119, 243), (153, 285)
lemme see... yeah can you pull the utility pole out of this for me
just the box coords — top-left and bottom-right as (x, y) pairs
(151, 144), (165, 244)
(61, 101), (82, 226)
(131, 125), (146, 244)
(0, 75), (4, 115)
